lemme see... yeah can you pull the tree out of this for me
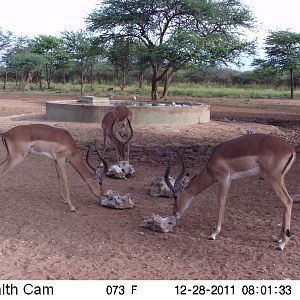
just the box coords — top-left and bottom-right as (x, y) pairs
(10, 51), (45, 89)
(107, 38), (135, 90)
(254, 31), (300, 99)
(1, 35), (29, 89)
(87, 0), (255, 100)
(0, 28), (13, 51)
(62, 30), (101, 95)
(1, 28), (14, 89)
(29, 35), (63, 89)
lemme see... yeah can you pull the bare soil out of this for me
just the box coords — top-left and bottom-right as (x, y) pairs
(0, 91), (300, 280)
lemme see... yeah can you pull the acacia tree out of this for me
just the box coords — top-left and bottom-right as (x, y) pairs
(107, 38), (136, 90)
(1, 35), (29, 89)
(29, 35), (63, 89)
(10, 51), (45, 89)
(254, 31), (300, 99)
(62, 30), (100, 95)
(1, 28), (14, 89)
(87, 0), (255, 100)
(0, 28), (13, 51)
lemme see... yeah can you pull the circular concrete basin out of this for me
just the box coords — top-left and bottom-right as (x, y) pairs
(46, 100), (210, 125)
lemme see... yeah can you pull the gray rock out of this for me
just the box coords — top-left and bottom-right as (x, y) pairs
(149, 176), (175, 197)
(107, 161), (135, 179)
(141, 214), (176, 233)
(99, 190), (134, 209)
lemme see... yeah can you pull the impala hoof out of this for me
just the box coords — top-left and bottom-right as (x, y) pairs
(276, 242), (285, 251)
(209, 233), (216, 240)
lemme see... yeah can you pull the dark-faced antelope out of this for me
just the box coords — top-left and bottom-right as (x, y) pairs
(165, 133), (296, 250)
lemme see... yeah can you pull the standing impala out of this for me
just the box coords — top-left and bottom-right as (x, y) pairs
(102, 105), (133, 162)
(0, 124), (108, 212)
(165, 133), (296, 250)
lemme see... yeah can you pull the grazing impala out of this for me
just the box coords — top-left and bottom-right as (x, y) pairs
(165, 133), (296, 250)
(102, 105), (133, 162)
(0, 124), (108, 212)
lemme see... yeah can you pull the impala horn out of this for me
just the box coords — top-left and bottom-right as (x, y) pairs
(164, 147), (189, 196)
(86, 144), (108, 181)
(111, 116), (133, 145)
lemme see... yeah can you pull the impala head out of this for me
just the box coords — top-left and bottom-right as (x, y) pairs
(86, 144), (108, 186)
(164, 148), (191, 219)
(111, 116), (133, 160)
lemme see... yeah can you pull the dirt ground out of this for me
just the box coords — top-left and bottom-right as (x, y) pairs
(0, 91), (300, 280)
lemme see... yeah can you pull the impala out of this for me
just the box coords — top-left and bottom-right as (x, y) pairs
(0, 124), (108, 212)
(102, 105), (133, 162)
(165, 133), (296, 250)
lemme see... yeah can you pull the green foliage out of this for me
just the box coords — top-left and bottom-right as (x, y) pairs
(61, 30), (98, 61)
(29, 35), (62, 60)
(10, 52), (45, 72)
(107, 37), (136, 89)
(1, 29), (29, 71)
(0, 28), (13, 51)
(28, 35), (66, 88)
(264, 31), (300, 70)
(86, 0), (256, 99)
(9, 51), (45, 88)
(61, 30), (103, 94)
(253, 30), (300, 98)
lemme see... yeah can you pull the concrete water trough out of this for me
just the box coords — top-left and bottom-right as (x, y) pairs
(45, 96), (210, 125)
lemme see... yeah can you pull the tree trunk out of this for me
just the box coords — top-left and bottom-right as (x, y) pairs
(27, 72), (33, 87)
(80, 72), (84, 95)
(290, 68), (294, 99)
(161, 68), (176, 100)
(120, 67), (126, 91)
(46, 63), (51, 89)
(138, 69), (144, 89)
(63, 67), (66, 85)
(80, 61), (84, 95)
(151, 79), (159, 100)
(38, 71), (42, 89)
(151, 66), (159, 100)
(3, 67), (8, 90)
(90, 65), (94, 92)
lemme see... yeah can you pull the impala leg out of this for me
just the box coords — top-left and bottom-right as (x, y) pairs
(268, 178), (293, 250)
(279, 181), (293, 249)
(56, 158), (76, 212)
(54, 160), (67, 203)
(116, 143), (121, 162)
(0, 155), (25, 178)
(103, 133), (107, 152)
(209, 178), (230, 240)
(126, 144), (130, 162)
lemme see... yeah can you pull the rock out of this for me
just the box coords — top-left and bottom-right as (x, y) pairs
(141, 214), (176, 233)
(106, 161), (135, 179)
(107, 164), (126, 179)
(149, 176), (175, 197)
(99, 190), (134, 209)
(247, 128), (254, 134)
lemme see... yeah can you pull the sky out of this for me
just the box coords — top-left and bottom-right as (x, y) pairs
(0, 0), (100, 37)
(1, 0), (300, 69)
(243, 0), (300, 47)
